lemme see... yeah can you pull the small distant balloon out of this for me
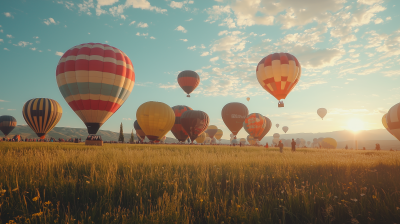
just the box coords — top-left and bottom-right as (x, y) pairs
(282, 126), (288, 133)
(0, 115), (17, 137)
(317, 108), (328, 120)
(246, 97), (250, 102)
(276, 124), (279, 128)
(177, 70), (200, 97)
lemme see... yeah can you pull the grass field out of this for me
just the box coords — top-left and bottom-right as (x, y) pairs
(0, 142), (400, 224)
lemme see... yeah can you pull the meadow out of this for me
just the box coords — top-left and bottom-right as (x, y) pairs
(0, 142), (399, 224)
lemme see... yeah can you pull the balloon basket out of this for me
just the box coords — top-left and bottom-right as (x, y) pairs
(278, 101), (284, 107)
(85, 140), (103, 146)
(187, 95), (190, 97)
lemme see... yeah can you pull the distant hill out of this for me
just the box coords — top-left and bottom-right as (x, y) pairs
(5, 125), (179, 143)
(4, 126), (399, 149)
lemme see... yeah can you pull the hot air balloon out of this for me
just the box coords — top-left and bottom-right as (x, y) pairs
(136, 101), (175, 141)
(0, 115), (17, 137)
(382, 113), (394, 136)
(386, 102), (400, 141)
(243, 113), (266, 139)
(171, 105), (193, 142)
(317, 108), (327, 120)
(246, 97), (250, 102)
(204, 137), (211, 144)
(247, 135), (255, 145)
(221, 102), (249, 137)
(205, 125), (218, 139)
(256, 53), (301, 107)
(211, 137), (217, 144)
(215, 129), (223, 141)
(56, 43), (134, 135)
(160, 135), (167, 143)
(22, 98), (62, 139)
(180, 110), (209, 142)
(134, 120), (146, 142)
(195, 132), (206, 144)
(257, 116), (272, 141)
(282, 126), (288, 133)
(177, 70), (200, 97)
(273, 133), (280, 138)
(276, 124), (279, 128)
(321, 138), (337, 149)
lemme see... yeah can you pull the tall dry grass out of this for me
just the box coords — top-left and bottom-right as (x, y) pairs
(0, 142), (400, 223)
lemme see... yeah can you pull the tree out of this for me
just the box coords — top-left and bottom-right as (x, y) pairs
(118, 122), (124, 143)
(130, 129), (134, 143)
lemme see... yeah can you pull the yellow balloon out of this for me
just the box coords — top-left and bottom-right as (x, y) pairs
(321, 138), (337, 149)
(195, 132), (206, 143)
(214, 129), (223, 140)
(136, 101), (175, 141)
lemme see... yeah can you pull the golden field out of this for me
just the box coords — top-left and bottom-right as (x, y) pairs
(0, 142), (399, 224)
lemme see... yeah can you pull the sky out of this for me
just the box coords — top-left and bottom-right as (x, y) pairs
(0, 0), (399, 140)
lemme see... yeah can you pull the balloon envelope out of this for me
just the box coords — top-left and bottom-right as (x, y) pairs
(0, 115), (17, 137)
(215, 129), (223, 140)
(282, 126), (288, 133)
(56, 43), (134, 135)
(386, 103), (400, 141)
(382, 113), (394, 136)
(273, 133), (280, 138)
(256, 53), (301, 102)
(246, 97), (250, 101)
(195, 132), (206, 143)
(177, 70), (200, 97)
(134, 120), (146, 141)
(180, 110), (209, 142)
(317, 108), (327, 120)
(22, 98), (62, 139)
(276, 124), (279, 128)
(221, 102), (249, 136)
(243, 113), (266, 139)
(171, 105), (193, 142)
(136, 101), (175, 141)
(205, 125), (218, 138)
(257, 116), (272, 141)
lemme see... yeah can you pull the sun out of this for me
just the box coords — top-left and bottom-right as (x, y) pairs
(347, 118), (365, 132)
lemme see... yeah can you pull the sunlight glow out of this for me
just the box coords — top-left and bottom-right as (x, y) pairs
(347, 118), (365, 132)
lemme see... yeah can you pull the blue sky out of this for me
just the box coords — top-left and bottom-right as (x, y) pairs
(0, 0), (399, 140)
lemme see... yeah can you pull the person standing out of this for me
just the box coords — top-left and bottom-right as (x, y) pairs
(291, 139), (296, 152)
(265, 142), (269, 149)
(278, 140), (284, 153)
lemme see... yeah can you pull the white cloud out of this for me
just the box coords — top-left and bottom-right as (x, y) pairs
(122, 118), (132, 120)
(210, 56), (219, 62)
(33, 36), (39, 39)
(0, 29), (3, 33)
(78, 0), (95, 15)
(322, 71), (330, 75)
(210, 32), (247, 53)
(4, 12), (13, 18)
(187, 45), (196, 50)
(386, 17), (392, 21)
(180, 39), (188, 42)
(186, 18), (193, 21)
(137, 22), (148, 28)
(125, 0), (167, 14)
(150, 36), (156, 39)
(13, 41), (32, 47)
(0, 99), (7, 102)
(297, 80), (327, 90)
(357, 0), (382, 5)
(6, 34), (13, 38)
(291, 45), (344, 69)
(3, 48), (9, 51)
(349, 4), (386, 27)
(129, 21), (136, 25)
(175, 25), (187, 33)
(219, 17), (236, 28)
(170, 1), (184, 8)
(30, 47), (36, 51)
(136, 32), (148, 36)
(0, 39), (3, 43)
(218, 30), (228, 36)
(374, 18), (383, 24)
(44, 18), (59, 25)
(383, 70), (400, 77)
(201, 52), (210, 56)
(159, 82), (179, 89)
(7, 109), (15, 111)
(55, 51), (64, 56)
